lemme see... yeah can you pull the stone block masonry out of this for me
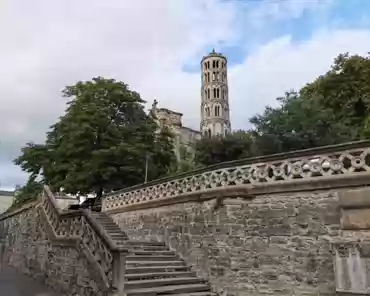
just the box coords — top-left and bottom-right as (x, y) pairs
(0, 204), (103, 295)
(105, 140), (370, 296)
(111, 190), (340, 296)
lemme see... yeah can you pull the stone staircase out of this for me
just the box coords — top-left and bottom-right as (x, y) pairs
(91, 212), (217, 296)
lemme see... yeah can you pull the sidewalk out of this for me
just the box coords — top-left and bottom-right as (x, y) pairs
(0, 265), (61, 296)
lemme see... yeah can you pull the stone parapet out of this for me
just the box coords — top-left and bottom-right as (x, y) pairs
(103, 140), (370, 213)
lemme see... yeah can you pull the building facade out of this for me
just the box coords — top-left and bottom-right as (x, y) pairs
(150, 100), (201, 161)
(200, 49), (231, 137)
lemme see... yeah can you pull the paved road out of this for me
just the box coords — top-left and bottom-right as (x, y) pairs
(0, 265), (61, 296)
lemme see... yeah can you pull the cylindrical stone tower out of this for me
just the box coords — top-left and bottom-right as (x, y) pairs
(200, 49), (231, 137)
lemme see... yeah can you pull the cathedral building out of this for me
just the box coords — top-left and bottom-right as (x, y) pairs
(150, 49), (231, 160)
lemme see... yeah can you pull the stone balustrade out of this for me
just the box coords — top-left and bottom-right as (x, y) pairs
(40, 186), (127, 294)
(103, 140), (370, 212)
(0, 186), (128, 295)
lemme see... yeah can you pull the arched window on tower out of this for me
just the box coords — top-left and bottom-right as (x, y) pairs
(208, 129), (212, 137)
(216, 60), (219, 68)
(212, 72), (215, 81)
(213, 88), (216, 98)
(205, 106), (210, 117)
(207, 61), (210, 69)
(208, 88), (210, 99)
(204, 89), (207, 99)
(213, 60), (216, 68)
(216, 88), (220, 98)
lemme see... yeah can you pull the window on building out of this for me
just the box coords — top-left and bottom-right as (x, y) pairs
(208, 129), (212, 137)
(216, 88), (220, 98)
(205, 89), (207, 98)
(215, 105), (220, 116)
(207, 61), (210, 69)
(213, 60), (215, 68)
(205, 107), (210, 117)
(213, 88), (216, 98)
(208, 88), (210, 99)
(212, 72), (215, 81)
(216, 60), (219, 68)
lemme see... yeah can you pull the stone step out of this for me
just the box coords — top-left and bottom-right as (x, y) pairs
(109, 234), (128, 239)
(161, 293), (217, 296)
(129, 245), (168, 251)
(126, 241), (166, 246)
(126, 283), (211, 296)
(103, 225), (121, 229)
(125, 277), (204, 289)
(127, 261), (186, 267)
(131, 250), (175, 256)
(127, 255), (179, 261)
(126, 266), (190, 274)
(125, 271), (195, 281)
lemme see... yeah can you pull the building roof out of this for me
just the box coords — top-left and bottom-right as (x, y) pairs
(158, 108), (183, 116)
(0, 190), (14, 196)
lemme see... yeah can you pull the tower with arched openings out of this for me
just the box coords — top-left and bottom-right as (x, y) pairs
(200, 49), (231, 137)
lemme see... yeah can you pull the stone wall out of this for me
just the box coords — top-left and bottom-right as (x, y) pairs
(111, 189), (341, 296)
(0, 204), (104, 295)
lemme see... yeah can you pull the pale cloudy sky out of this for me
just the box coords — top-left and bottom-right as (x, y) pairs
(1, 0), (370, 189)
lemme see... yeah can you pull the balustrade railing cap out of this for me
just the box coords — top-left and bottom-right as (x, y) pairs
(104, 140), (370, 197)
(43, 185), (127, 252)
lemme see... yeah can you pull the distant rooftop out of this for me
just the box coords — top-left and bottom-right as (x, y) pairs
(0, 190), (14, 196)
(158, 108), (183, 116)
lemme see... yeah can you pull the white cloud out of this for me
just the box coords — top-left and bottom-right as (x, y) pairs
(229, 29), (370, 129)
(0, 0), (369, 187)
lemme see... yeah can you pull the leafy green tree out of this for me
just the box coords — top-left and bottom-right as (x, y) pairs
(194, 130), (255, 166)
(147, 126), (177, 181)
(301, 53), (370, 137)
(250, 91), (353, 155)
(249, 53), (370, 155)
(168, 145), (200, 174)
(15, 77), (175, 198)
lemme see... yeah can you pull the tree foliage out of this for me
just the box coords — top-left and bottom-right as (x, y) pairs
(195, 130), (255, 166)
(14, 77), (175, 198)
